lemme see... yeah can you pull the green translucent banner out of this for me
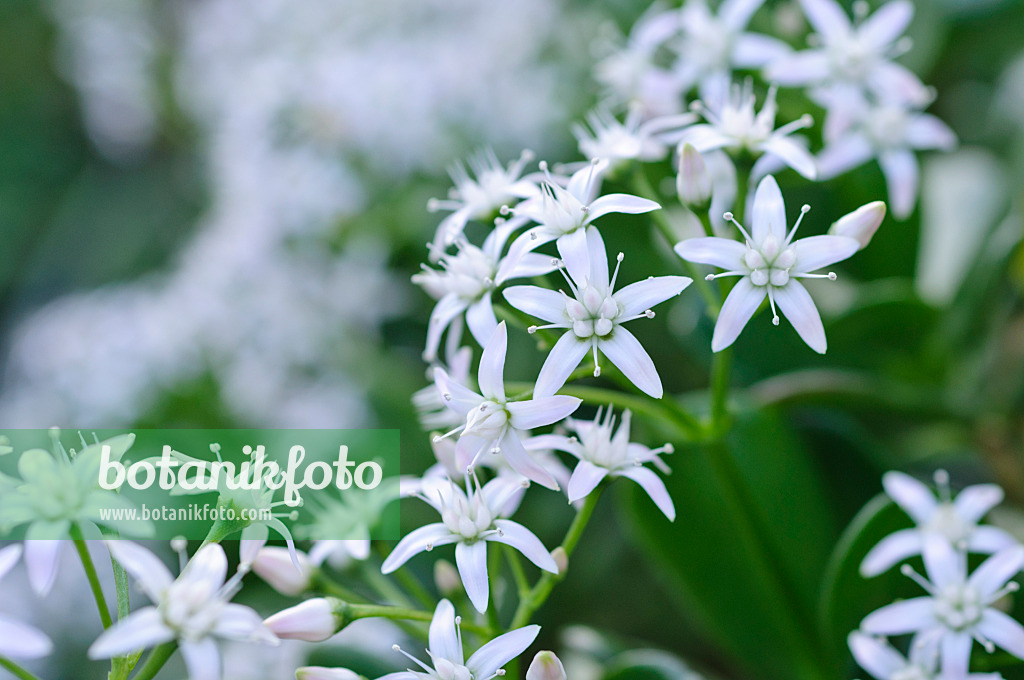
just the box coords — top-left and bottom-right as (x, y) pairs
(0, 429), (400, 542)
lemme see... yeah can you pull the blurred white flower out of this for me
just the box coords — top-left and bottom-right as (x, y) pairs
(432, 322), (582, 490)
(827, 200), (886, 250)
(264, 598), (340, 643)
(504, 227), (691, 398)
(848, 631), (1001, 680)
(861, 537), (1024, 680)
(677, 143), (713, 208)
(526, 651), (568, 680)
(309, 540), (372, 571)
(415, 346), (475, 431)
(573, 107), (696, 170)
(0, 545), (53, 659)
(533, 408), (675, 520)
(861, 471), (1019, 578)
(675, 175), (862, 352)
(252, 546), (314, 596)
(89, 542), (278, 679)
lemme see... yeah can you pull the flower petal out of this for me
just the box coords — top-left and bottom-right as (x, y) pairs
(617, 466), (676, 521)
(882, 471), (937, 523)
(181, 543), (228, 593)
(798, 0), (851, 40)
(455, 540), (490, 613)
(905, 114), (957, 151)
(498, 430), (560, 491)
(879, 149), (919, 220)
(491, 520), (558, 573)
(587, 194), (660, 222)
(180, 638), (221, 680)
(860, 529), (924, 577)
(923, 535), (965, 590)
(614, 276), (692, 318)
(817, 134), (874, 179)
(829, 201), (886, 250)
(712, 278), (766, 352)
(674, 237), (747, 269)
(941, 632), (972, 680)
(733, 33), (791, 66)
(750, 175), (787, 244)
(429, 599), (462, 664)
(968, 545), (1024, 600)
(434, 368), (483, 417)
(848, 631), (908, 680)
(467, 625), (542, 680)
(466, 296), (499, 352)
(0, 545), (21, 582)
(557, 227), (590, 286)
(585, 226), (609, 288)
(503, 286), (567, 325)
(214, 603), (278, 644)
(23, 538), (62, 597)
(381, 524), (458, 573)
(508, 395), (583, 430)
(761, 135), (817, 180)
(977, 609), (1024, 659)
(860, 597), (936, 635)
(107, 540), (174, 601)
(720, 0), (766, 29)
(87, 607), (173, 659)
(533, 333), (590, 398)
(792, 235), (859, 273)
(859, 0), (913, 48)
(478, 322), (508, 402)
(954, 484), (1004, 523)
(425, 294), (469, 362)
(600, 327), (663, 398)
(678, 125), (735, 153)
(764, 50), (830, 85)
(774, 280), (827, 354)
(497, 230), (557, 284)
(0, 615), (53, 659)
(967, 526), (1019, 554)
(567, 460), (609, 503)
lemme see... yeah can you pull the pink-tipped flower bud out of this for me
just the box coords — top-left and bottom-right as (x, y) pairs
(829, 201), (886, 250)
(252, 546), (313, 596)
(676, 143), (712, 209)
(296, 668), (363, 680)
(526, 651), (567, 680)
(264, 597), (347, 642)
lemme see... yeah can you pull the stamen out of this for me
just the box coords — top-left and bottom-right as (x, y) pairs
(786, 204), (811, 244)
(555, 262), (580, 296)
(767, 287), (780, 326)
(793, 272), (837, 280)
(723, 212), (755, 245)
(900, 564), (937, 595)
(610, 252), (624, 290)
(988, 581), (1020, 603)
(583, 157), (601, 201)
(852, 0), (870, 21)
(706, 270), (746, 280)
(592, 341), (602, 378)
(433, 424), (465, 443)
(774, 114), (815, 138)
(934, 469), (951, 503)
(392, 645), (435, 675)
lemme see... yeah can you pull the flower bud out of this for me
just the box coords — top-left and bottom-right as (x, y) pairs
(264, 597), (348, 641)
(296, 668), (363, 680)
(252, 546), (313, 596)
(829, 201), (886, 250)
(551, 547), (568, 575)
(434, 559), (462, 596)
(676, 144), (712, 209)
(526, 651), (567, 680)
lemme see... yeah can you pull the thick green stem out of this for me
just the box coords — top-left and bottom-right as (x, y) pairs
(509, 490), (601, 629)
(71, 524), (113, 629)
(108, 550), (140, 680)
(130, 643), (177, 680)
(709, 346), (733, 435)
(0, 656), (45, 680)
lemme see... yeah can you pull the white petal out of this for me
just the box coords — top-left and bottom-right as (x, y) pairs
(381, 524), (458, 573)
(180, 638), (221, 680)
(599, 327), (663, 398)
(87, 607), (173, 659)
(557, 227), (590, 286)
(425, 294), (469, 362)
(967, 526), (1019, 554)
(798, 0), (851, 40)
(761, 135), (817, 179)
(107, 540), (174, 601)
(764, 50), (831, 85)
(508, 395), (582, 429)
(0, 615), (53, 659)
(496, 230), (557, 284)
(720, 0), (766, 29)
(859, 0), (913, 48)
(712, 278), (766, 352)
(923, 535), (965, 589)
(868, 62), (931, 107)
(533, 333), (590, 398)
(793, 235), (859, 273)
(882, 471), (938, 523)
(498, 430), (560, 491)
(24, 539), (62, 597)
(905, 114), (957, 151)
(503, 286), (567, 325)
(678, 125), (735, 153)
(829, 201), (887, 250)
(478, 322), (508, 402)
(506, 253), (559, 282)
(434, 367), (483, 417)
(848, 631), (908, 680)
(955, 484), (1004, 523)
(214, 604), (278, 644)
(614, 276), (692, 317)
(491, 520), (558, 573)
(860, 597), (936, 634)
(751, 175), (787, 244)
(861, 529), (925, 577)
(968, 545), (1024, 600)
(817, 134), (874, 179)
(977, 609), (1024, 659)
(181, 543), (228, 592)
(587, 194), (660, 222)
(466, 295), (499, 352)
(585, 226), (609, 288)
(880, 149), (919, 220)
(674, 237), (747, 269)
(239, 524), (268, 566)
(775, 280), (827, 353)
(0, 545), (21, 582)
(617, 466), (676, 521)
(567, 460), (609, 503)
(940, 632), (972, 680)
(429, 599), (462, 664)
(467, 625), (541, 680)
(733, 33), (790, 67)
(455, 540), (490, 613)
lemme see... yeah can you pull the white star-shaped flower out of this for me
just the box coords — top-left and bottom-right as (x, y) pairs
(572, 106), (696, 172)
(432, 321), (582, 490)
(674, 175), (866, 353)
(861, 537), (1024, 680)
(532, 408), (675, 520)
(861, 470), (1019, 578)
(504, 226), (691, 398)
(89, 542), (278, 680)
(848, 631), (1001, 680)
(382, 475), (558, 612)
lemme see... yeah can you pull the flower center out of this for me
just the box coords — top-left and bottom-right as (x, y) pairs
(566, 284), (619, 338)
(743, 235), (796, 288)
(463, 400), (509, 439)
(830, 34), (879, 81)
(934, 583), (983, 631)
(434, 658), (474, 680)
(161, 580), (224, 640)
(865, 106), (910, 150)
(926, 504), (973, 545)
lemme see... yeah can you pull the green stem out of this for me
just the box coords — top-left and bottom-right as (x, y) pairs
(346, 604), (491, 637)
(130, 643), (177, 680)
(0, 656), (45, 680)
(71, 524), (113, 629)
(504, 545), (530, 599)
(109, 548), (140, 680)
(709, 346), (733, 435)
(509, 490), (602, 629)
(313, 571), (369, 603)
